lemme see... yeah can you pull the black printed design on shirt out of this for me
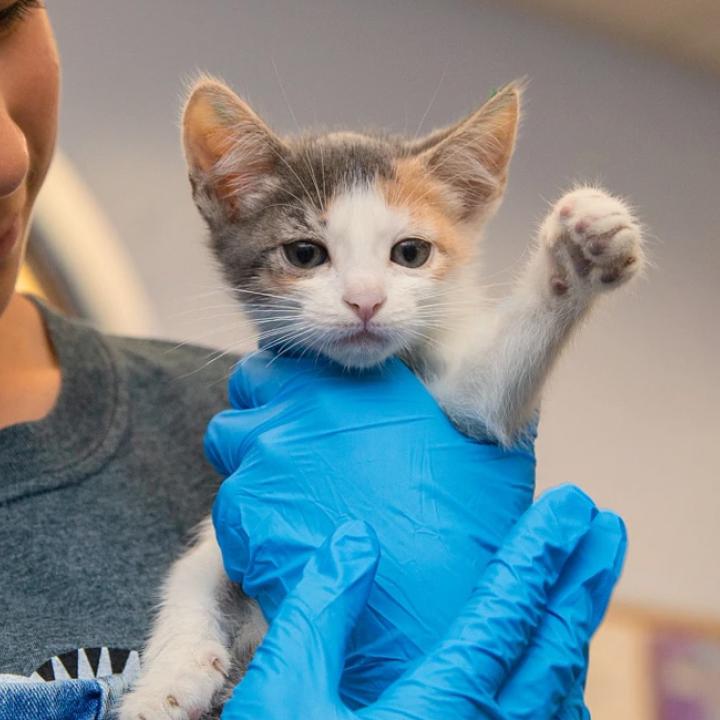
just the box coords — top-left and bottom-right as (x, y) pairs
(31, 646), (140, 682)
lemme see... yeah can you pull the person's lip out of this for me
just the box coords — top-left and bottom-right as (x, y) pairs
(0, 216), (21, 260)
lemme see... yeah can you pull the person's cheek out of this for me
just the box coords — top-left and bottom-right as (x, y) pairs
(0, 10), (59, 313)
(0, 108), (27, 199)
(14, 12), (60, 209)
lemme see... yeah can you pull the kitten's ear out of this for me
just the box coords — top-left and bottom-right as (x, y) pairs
(410, 81), (522, 222)
(182, 76), (284, 224)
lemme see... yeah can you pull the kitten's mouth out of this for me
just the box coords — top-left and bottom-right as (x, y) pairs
(335, 328), (387, 346)
(307, 324), (401, 368)
(338, 328), (385, 343)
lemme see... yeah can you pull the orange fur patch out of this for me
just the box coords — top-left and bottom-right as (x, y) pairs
(380, 158), (473, 278)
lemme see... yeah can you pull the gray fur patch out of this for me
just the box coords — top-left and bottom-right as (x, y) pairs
(204, 132), (400, 307)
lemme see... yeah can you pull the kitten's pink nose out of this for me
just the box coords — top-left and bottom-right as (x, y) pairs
(343, 290), (386, 323)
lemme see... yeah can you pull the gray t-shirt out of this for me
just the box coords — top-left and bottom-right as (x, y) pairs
(0, 299), (236, 677)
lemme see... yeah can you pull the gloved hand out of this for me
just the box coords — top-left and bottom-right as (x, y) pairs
(221, 487), (627, 720)
(207, 353), (538, 707)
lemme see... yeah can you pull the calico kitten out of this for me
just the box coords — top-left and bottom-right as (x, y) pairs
(119, 76), (644, 720)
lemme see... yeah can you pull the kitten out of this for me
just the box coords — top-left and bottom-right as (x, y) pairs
(119, 76), (644, 720)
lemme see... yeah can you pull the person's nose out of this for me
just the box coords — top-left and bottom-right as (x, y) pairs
(0, 102), (29, 199)
(343, 289), (387, 323)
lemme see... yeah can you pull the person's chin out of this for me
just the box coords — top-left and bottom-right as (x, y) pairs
(0, 215), (22, 264)
(0, 220), (25, 314)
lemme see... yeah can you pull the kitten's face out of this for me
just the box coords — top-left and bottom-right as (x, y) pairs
(183, 79), (520, 367)
(220, 135), (473, 368)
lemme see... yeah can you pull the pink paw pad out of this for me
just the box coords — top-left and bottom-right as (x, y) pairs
(588, 238), (607, 256)
(551, 277), (569, 296)
(574, 218), (594, 233)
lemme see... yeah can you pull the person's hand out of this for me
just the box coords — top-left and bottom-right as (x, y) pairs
(221, 486), (626, 720)
(207, 353), (537, 706)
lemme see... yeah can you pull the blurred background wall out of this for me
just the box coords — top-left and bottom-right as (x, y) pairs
(42, 0), (719, 714)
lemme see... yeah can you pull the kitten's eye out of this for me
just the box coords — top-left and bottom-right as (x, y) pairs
(283, 240), (329, 269)
(390, 238), (432, 268)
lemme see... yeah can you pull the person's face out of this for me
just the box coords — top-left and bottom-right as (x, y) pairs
(0, 1), (58, 316)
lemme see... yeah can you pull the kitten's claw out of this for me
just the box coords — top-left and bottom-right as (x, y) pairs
(541, 187), (645, 298)
(212, 657), (229, 679)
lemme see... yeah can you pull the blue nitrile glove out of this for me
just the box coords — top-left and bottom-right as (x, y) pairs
(207, 353), (539, 708)
(221, 487), (627, 720)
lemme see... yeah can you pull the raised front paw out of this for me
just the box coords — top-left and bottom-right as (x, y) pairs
(540, 187), (645, 298)
(118, 641), (230, 720)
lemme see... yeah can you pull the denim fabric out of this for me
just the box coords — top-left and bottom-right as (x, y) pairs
(0, 673), (130, 720)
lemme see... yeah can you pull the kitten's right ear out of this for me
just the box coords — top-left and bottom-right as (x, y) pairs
(182, 77), (284, 224)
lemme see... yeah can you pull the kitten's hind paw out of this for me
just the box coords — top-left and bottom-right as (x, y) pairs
(117, 641), (230, 720)
(541, 187), (645, 299)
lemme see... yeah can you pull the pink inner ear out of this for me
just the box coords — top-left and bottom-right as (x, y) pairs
(412, 86), (519, 219)
(186, 113), (278, 208)
(187, 133), (223, 174)
(212, 157), (276, 205)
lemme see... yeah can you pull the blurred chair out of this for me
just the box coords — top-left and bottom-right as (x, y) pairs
(17, 150), (155, 336)
(588, 605), (720, 719)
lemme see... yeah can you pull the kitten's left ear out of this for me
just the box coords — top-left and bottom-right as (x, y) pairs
(410, 81), (522, 222)
(182, 76), (285, 225)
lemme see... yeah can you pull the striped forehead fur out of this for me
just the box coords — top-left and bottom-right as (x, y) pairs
(205, 131), (474, 292)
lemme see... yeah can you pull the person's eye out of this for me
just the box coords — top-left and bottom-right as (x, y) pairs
(390, 238), (433, 268)
(0, 0), (42, 33)
(282, 240), (329, 269)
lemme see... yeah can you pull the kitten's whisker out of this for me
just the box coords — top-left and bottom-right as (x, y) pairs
(173, 304), (245, 316)
(175, 314), (251, 328)
(186, 325), (315, 375)
(274, 185), (314, 210)
(163, 318), (304, 358)
(203, 348), (268, 390)
(260, 202), (308, 212)
(161, 326), (248, 357)
(414, 304), (491, 316)
(404, 328), (444, 352)
(304, 142), (326, 213)
(272, 327), (316, 355)
(250, 307), (304, 316)
(319, 142), (327, 210)
(413, 58), (450, 140)
(251, 309), (303, 317)
(417, 297), (489, 307)
(272, 56), (301, 131)
(198, 323), (312, 361)
(201, 344), (281, 390)
(161, 322), (257, 354)
(182, 288), (235, 302)
(270, 57), (325, 213)
(270, 144), (320, 210)
(255, 318), (306, 326)
(230, 287), (297, 303)
(254, 324), (313, 342)
(421, 298), (476, 307)
(265, 326), (318, 365)
(175, 339), (260, 381)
